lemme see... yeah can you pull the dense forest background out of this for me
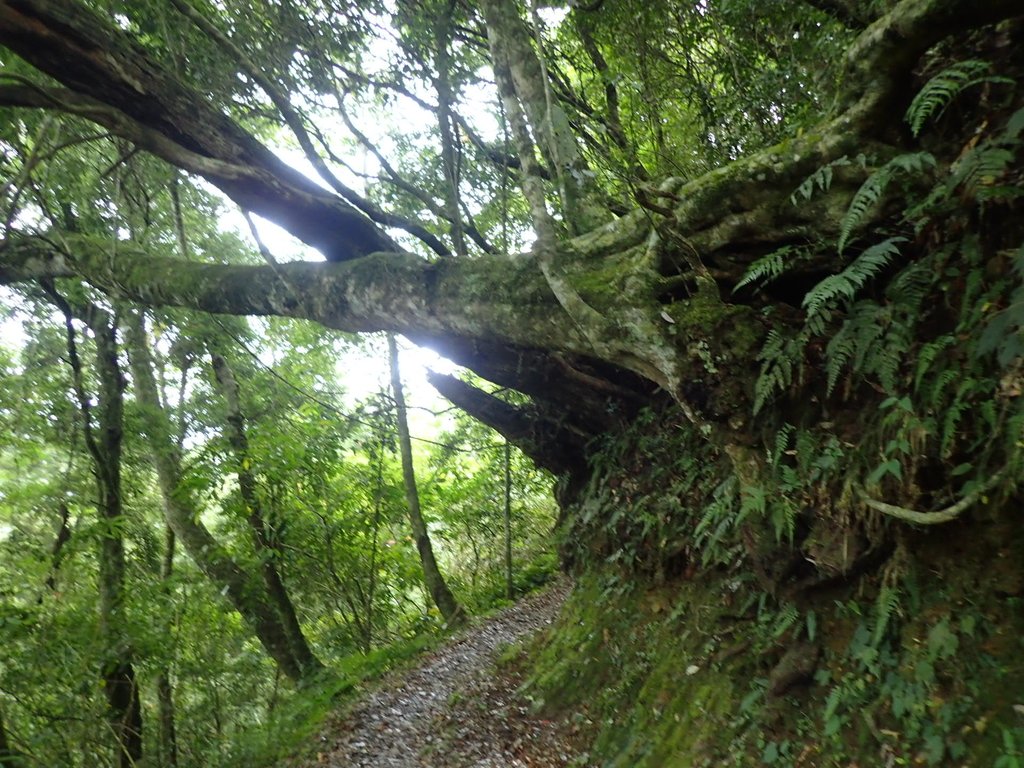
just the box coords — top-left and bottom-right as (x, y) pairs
(1, 0), (1023, 765)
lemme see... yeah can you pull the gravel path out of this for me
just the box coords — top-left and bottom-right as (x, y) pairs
(299, 580), (590, 768)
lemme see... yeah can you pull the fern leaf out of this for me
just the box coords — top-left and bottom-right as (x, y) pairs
(804, 238), (905, 322)
(791, 155), (854, 204)
(839, 156), (933, 253)
(734, 246), (792, 293)
(771, 423), (795, 466)
(871, 586), (901, 647)
(914, 335), (955, 392)
(953, 146), (1014, 193)
(905, 60), (1012, 137)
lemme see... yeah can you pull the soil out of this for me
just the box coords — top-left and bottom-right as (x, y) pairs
(297, 579), (592, 767)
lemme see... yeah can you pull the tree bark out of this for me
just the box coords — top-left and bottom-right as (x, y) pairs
(50, 292), (144, 768)
(156, 525), (178, 768)
(503, 440), (513, 600)
(387, 334), (464, 626)
(209, 352), (324, 676)
(123, 310), (314, 682)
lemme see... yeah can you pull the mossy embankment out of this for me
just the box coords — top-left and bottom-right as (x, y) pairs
(519, 410), (1024, 766)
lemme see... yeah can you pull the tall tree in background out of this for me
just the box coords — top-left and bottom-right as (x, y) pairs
(125, 312), (322, 682)
(388, 333), (464, 626)
(209, 349), (323, 673)
(48, 292), (143, 767)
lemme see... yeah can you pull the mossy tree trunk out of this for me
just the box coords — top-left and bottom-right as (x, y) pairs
(0, 0), (1020, 556)
(0, 0), (972, 456)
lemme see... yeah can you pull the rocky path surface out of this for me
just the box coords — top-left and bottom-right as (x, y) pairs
(297, 580), (590, 767)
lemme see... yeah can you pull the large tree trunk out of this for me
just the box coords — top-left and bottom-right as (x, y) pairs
(209, 352), (324, 676)
(387, 334), (464, 627)
(124, 311), (316, 682)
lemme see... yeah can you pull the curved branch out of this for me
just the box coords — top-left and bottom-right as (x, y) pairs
(165, 0), (450, 258)
(859, 472), (1006, 525)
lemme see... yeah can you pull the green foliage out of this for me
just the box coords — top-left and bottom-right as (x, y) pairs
(805, 237), (905, 325)
(734, 246), (793, 293)
(790, 154), (857, 204)
(753, 329), (803, 414)
(0, 300), (561, 766)
(838, 154), (933, 253)
(979, 244), (1024, 365)
(905, 60), (1013, 137)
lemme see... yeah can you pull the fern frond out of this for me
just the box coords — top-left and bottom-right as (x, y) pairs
(825, 302), (884, 396)
(886, 259), (934, 312)
(941, 380), (979, 457)
(804, 238), (905, 322)
(871, 586), (901, 647)
(791, 155), (856, 204)
(952, 146), (1014, 193)
(839, 155), (933, 253)
(906, 60), (1012, 137)
(926, 368), (958, 410)
(914, 335), (955, 392)
(771, 423), (795, 466)
(754, 330), (805, 414)
(872, 325), (908, 394)
(734, 246), (792, 293)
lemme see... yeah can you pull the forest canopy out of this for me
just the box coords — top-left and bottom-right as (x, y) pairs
(1, 0), (1023, 765)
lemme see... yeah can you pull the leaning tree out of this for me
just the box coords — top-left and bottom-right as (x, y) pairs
(2, 0), (1023, 763)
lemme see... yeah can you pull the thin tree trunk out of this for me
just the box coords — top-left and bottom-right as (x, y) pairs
(43, 502), (72, 593)
(504, 439), (514, 600)
(479, 0), (607, 234)
(0, 704), (21, 767)
(209, 352), (323, 676)
(155, 349), (188, 768)
(124, 310), (311, 682)
(50, 290), (144, 768)
(434, 0), (467, 258)
(156, 525), (178, 768)
(363, 432), (388, 651)
(386, 334), (464, 626)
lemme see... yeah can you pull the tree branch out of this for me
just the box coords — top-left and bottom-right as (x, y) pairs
(425, 371), (587, 475)
(839, 0), (1024, 119)
(859, 473), (1006, 525)
(0, 0), (395, 261)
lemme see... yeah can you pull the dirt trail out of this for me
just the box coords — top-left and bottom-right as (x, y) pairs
(297, 580), (590, 767)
